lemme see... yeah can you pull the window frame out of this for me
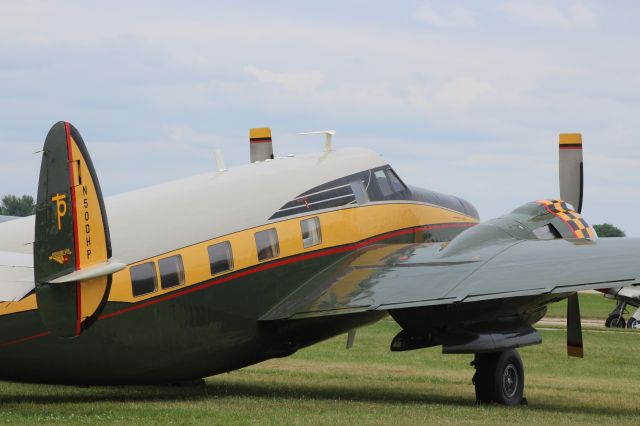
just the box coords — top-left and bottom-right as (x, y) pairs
(130, 261), (158, 297)
(300, 216), (322, 248)
(386, 168), (408, 193)
(374, 169), (394, 197)
(207, 241), (234, 276)
(158, 254), (186, 290)
(255, 228), (280, 262)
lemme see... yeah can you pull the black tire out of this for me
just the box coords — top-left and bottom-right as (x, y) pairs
(605, 314), (626, 328)
(492, 349), (524, 406)
(473, 350), (524, 405)
(627, 318), (640, 329)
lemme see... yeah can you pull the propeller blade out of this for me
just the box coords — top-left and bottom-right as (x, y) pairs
(567, 293), (584, 358)
(559, 133), (584, 213)
(346, 329), (357, 349)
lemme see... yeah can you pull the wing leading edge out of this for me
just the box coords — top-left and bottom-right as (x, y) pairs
(261, 237), (640, 321)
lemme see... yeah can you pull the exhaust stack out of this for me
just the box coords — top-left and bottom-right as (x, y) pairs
(249, 128), (274, 162)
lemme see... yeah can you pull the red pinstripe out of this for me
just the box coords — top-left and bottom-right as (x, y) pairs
(0, 222), (476, 348)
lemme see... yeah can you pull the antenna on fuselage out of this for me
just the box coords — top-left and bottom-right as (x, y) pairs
(298, 130), (336, 153)
(214, 149), (227, 172)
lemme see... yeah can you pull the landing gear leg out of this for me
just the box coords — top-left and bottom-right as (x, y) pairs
(605, 301), (627, 328)
(472, 349), (525, 406)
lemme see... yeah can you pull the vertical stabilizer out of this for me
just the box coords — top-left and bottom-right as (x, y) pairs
(34, 122), (123, 338)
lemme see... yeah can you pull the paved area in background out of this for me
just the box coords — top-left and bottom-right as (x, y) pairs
(540, 317), (605, 329)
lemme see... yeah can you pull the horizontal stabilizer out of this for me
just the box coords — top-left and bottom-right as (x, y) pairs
(48, 259), (126, 284)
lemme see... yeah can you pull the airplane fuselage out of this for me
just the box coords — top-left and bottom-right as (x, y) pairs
(0, 148), (481, 384)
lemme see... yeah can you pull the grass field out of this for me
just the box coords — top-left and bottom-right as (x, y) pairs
(0, 313), (638, 425)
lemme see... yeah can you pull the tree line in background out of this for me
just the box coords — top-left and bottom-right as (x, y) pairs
(0, 194), (35, 216)
(0, 194), (631, 237)
(592, 223), (625, 237)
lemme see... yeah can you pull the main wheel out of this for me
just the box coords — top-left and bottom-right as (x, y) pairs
(627, 318), (640, 329)
(493, 350), (524, 405)
(605, 314), (626, 328)
(473, 349), (524, 405)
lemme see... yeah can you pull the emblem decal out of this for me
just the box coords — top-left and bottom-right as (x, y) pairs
(51, 193), (68, 231)
(537, 199), (595, 239)
(49, 249), (72, 265)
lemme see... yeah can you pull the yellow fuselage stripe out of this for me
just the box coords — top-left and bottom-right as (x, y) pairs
(0, 202), (477, 315)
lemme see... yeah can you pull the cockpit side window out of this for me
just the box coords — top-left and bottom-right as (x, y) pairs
(269, 165), (409, 220)
(387, 169), (407, 193)
(374, 170), (393, 197)
(369, 167), (409, 201)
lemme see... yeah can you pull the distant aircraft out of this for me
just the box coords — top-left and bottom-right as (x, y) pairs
(0, 122), (638, 406)
(600, 287), (640, 329)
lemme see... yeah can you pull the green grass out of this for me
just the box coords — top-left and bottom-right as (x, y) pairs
(546, 292), (615, 319)
(0, 318), (638, 424)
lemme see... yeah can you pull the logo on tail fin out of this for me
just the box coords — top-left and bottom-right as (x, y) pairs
(49, 248), (72, 265)
(51, 193), (67, 231)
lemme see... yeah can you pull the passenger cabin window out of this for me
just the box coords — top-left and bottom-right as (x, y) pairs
(208, 241), (233, 275)
(130, 262), (157, 297)
(256, 228), (280, 261)
(158, 255), (185, 289)
(301, 217), (322, 248)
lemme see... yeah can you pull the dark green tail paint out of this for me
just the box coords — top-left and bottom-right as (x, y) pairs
(34, 122), (79, 337)
(33, 122), (113, 338)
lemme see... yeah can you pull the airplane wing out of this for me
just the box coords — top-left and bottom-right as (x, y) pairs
(0, 251), (35, 302)
(0, 216), (19, 223)
(261, 237), (640, 320)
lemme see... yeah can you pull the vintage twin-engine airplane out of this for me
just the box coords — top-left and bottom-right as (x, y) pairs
(0, 122), (638, 406)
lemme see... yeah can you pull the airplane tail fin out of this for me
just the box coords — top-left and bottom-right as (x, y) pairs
(34, 122), (124, 338)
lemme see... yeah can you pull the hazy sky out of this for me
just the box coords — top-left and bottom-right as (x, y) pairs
(1, 1), (639, 234)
